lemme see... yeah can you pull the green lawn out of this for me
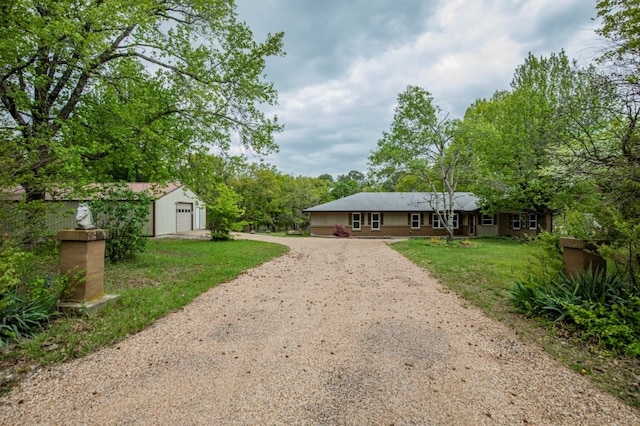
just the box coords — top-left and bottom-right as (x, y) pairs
(390, 237), (640, 409)
(391, 238), (542, 320)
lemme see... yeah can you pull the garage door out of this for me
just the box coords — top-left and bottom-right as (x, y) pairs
(176, 203), (192, 232)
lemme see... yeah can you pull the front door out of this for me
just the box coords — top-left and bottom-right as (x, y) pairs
(469, 214), (476, 236)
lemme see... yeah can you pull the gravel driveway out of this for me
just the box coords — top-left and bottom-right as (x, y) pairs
(1, 234), (639, 425)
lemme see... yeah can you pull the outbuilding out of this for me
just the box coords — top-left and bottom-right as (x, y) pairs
(7, 182), (207, 237)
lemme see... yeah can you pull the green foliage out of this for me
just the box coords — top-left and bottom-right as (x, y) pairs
(596, 0), (640, 63)
(565, 299), (640, 356)
(369, 85), (464, 240)
(231, 162), (332, 232)
(1, 0), (283, 203)
(0, 291), (61, 348)
(89, 184), (153, 263)
(0, 244), (29, 310)
(527, 231), (564, 278)
(207, 183), (246, 240)
(510, 269), (640, 355)
(0, 243), (68, 347)
(330, 171), (370, 199)
(462, 51), (591, 215)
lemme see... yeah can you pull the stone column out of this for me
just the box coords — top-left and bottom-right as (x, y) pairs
(559, 237), (606, 278)
(57, 229), (109, 303)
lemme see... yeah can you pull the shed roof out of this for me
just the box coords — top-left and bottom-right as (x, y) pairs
(4, 182), (187, 201)
(304, 192), (479, 212)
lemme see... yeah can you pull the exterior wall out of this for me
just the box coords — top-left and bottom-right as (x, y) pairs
(309, 211), (475, 237)
(154, 186), (206, 236)
(497, 213), (540, 238)
(45, 201), (79, 232)
(476, 213), (499, 237)
(309, 210), (541, 238)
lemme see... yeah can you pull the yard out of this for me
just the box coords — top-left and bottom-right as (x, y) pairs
(0, 238), (288, 393)
(1, 235), (638, 411)
(391, 237), (640, 409)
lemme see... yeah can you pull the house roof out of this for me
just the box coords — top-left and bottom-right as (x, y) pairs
(304, 192), (479, 212)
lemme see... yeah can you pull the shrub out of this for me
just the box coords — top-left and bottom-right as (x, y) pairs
(510, 269), (640, 355)
(0, 243), (68, 347)
(565, 299), (640, 356)
(333, 224), (351, 238)
(529, 231), (563, 278)
(90, 184), (152, 263)
(206, 183), (246, 241)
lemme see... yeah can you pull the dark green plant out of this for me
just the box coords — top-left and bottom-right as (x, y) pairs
(510, 269), (640, 355)
(0, 244), (68, 347)
(565, 299), (640, 356)
(89, 184), (153, 263)
(0, 291), (61, 347)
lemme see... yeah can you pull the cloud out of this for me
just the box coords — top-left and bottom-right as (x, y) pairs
(235, 0), (602, 178)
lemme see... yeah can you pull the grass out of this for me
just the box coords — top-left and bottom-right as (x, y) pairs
(391, 237), (640, 410)
(0, 238), (288, 394)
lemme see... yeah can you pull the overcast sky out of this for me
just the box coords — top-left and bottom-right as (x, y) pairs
(234, 0), (603, 179)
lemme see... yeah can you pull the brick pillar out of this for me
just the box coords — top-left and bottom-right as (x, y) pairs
(559, 237), (606, 278)
(57, 229), (109, 302)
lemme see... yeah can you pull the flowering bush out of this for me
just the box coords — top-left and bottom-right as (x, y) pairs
(332, 224), (351, 238)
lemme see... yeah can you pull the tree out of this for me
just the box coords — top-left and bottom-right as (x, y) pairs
(278, 174), (331, 231)
(554, 1), (640, 282)
(0, 0), (284, 202)
(206, 183), (246, 240)
(330, 170), (368, 199)
(369, 86), (464, 241)
(231, 162), (282, 232)
(462, 52), (591, 221)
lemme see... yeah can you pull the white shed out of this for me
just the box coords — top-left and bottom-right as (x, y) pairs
(12, 182), (208, 237)
(127, 183), (207, 236)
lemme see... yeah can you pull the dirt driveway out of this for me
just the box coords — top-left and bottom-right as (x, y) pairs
(1, 234), (639, 425)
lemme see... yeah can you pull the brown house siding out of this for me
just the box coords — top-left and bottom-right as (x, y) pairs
(309, 211), (477, 238)
(497, 213), (541, 238)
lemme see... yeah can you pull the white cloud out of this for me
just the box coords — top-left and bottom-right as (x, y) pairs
(236, 0), (602, 177)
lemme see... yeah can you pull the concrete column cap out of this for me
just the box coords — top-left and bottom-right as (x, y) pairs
(56, 229), (109, 241)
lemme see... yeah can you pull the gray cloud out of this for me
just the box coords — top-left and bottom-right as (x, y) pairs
(235, 0), (602, 178)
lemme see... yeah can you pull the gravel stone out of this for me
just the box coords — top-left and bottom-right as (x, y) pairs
(1, 233), (639, 425)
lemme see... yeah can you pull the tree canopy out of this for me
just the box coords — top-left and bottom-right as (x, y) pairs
(0, 0), (284, 200)
(369, 86), (465, 240)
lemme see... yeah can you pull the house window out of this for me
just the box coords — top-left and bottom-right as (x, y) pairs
(481, 214), (494, 226)
(411, 213), (420, 229)
(371, 213), (381, 231)
(433, 213), (459, 229)
(510, 214), (522, 230)
(352, 213), (361, 231)
(528, 214), (538, 230)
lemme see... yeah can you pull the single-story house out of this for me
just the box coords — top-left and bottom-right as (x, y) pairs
(303, 192), (550, 238)
(5, 183), (207, 237)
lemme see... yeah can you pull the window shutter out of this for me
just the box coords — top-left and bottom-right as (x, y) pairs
(407, 213), (411, 225)
(381, 213), (384, 225)
(348, 213), (352, 225)
(368, 213), (371, 224)
(493, 214), (497, 225)
(420, 213), (424, 225)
